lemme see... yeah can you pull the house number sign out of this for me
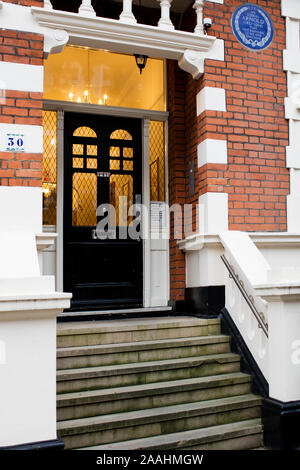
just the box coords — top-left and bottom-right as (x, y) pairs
(6, 133), (25, 152)
(231, 4), (274, 51)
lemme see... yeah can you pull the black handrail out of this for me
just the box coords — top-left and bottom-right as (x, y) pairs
(221, 254), (268, 338)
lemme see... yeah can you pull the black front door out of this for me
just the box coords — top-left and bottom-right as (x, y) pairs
(64, 112), (143, 310)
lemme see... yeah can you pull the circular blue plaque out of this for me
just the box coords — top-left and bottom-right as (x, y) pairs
(231, 4), (274, 51)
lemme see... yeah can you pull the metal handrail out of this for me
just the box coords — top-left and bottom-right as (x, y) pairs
(221, 254), (269, 338)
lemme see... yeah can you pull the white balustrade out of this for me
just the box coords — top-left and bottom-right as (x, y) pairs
(157, 0), (174, 31)
(119, 0), (137, 24)
(78, 0), (96, 18)
(194, 0), (204, 35)
(44, 0), (53, 9)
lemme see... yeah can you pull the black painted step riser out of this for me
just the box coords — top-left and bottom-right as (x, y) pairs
(61, 406), (262, 449)
(57, 382), (251, 421)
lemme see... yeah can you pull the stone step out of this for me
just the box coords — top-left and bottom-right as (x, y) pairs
(58, 395), (262, 449)
(57, 317), (220, 348)
(57, 335), (231, 370)
(80, 419), (263, 450)
(57, 352), (241, 393)
(57, 372), (252, 421)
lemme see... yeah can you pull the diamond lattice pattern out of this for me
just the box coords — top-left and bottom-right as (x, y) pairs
(42, 110), (57, 225)
(72, 172), (97, 226)
(150, 121), (165, 202)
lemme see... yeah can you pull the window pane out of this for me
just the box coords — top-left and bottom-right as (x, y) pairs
(42, 110), (57, 226)
(150, 121), (166, 202)
(44, 46), (166, 111)
(72, 173), (97, 226)
(73, 158), (84, 168)
(110, 174), (133, 227)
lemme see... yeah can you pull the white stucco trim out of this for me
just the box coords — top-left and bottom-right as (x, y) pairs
(0, 62), (43, 93)
(196, 87), (227, 116)
(198, 193), (228, 233)
(31, 6), (223, 79)
(197, 138), (227, 168)
(282, 0), (300, 19)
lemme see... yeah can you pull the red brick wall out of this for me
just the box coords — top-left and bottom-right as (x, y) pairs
(167, 61), (187, 303)
(167, 0), (289, 301)
(0, 6), (44, 188)
(185, 0), (289, 232)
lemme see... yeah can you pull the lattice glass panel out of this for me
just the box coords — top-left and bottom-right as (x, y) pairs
(87, 145), (98, 156)
(149, 121), (165, 202)
(42, 110), (57, 225)
(72, 173), (97, 226)
(110, 146), (120, 157)
(110, 129), (132, 140)
(73, 158), (84, 168)
(73, 126), (97, 138)
(123, 147), (133, 158)
(110, 174), (133, 226)
(123, 160), (133, 171)
(87, 158), (97, 169)
(110, 160), (120, 170)
(73, 144), (84, 155)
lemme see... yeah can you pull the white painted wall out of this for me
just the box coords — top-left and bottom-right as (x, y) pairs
(0, 186), (42, 233)
(0, 315), (57, 446)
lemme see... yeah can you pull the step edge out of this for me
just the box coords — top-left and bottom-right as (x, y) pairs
(76, 419), (263, 450)
(57, 395), (263, 435)
(56, 335), (231, 357)
(56, 372), (251, 406)
(56, 353), (241, 381)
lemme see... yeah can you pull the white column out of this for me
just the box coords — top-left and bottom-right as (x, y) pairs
(44, 0), (53, 9)
(194, 0), (204, 35)
(157, 0), (174, 31)
(119, 0), (137, 24)
(78, 0), (96, 17)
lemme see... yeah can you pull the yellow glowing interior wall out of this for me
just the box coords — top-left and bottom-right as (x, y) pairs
(44, 46), (166, 111)
(42, 110), (57, 225)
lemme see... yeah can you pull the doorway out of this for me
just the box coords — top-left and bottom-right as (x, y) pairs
(63, 112), (143, 310)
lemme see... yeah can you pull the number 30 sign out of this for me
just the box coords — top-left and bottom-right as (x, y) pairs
(6, 133), (25, 152)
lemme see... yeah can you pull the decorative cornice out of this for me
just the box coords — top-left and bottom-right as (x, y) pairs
(178, 50), (207, 80)
(31, 7), (217, 79)
(44, 28), (69, 57)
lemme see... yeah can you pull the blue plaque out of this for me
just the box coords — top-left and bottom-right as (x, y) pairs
(231, 4), (274, 51)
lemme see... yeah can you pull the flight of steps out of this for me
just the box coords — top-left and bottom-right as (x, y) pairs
(56, 316), (263, 450)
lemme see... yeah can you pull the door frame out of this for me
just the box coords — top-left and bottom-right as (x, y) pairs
(44, 99), (169, 308)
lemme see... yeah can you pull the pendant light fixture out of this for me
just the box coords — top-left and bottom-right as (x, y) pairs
(134, 54), (148, 74)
